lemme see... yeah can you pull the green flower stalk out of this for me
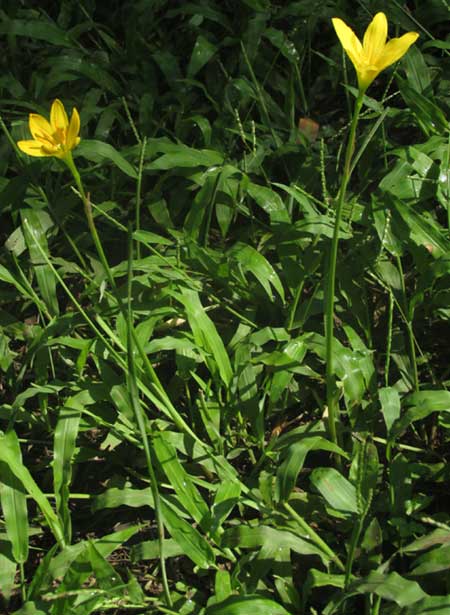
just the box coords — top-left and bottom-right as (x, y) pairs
(326, 13), (418, 452)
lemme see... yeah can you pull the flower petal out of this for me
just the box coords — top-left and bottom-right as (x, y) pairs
(332, 18), (363, 70)
(29, 113), (53, 142)
(17, 139), (54, 157)
(66, 107), (80, 150)
(377, 32), (419, 72)
(363, 12), (387, 64)
(50, 99), (69, 132)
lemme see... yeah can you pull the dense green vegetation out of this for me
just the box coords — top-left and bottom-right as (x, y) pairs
(0, 1), (449, 613)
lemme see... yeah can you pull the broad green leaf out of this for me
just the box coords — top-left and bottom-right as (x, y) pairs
(214, 569), (232, 603)
(310, 467), (358, 514)
(247, 183), (291, 224)
(187, 35), (217, 78)
(92, 486), (153, 511)
(76, 140), (137, 178)
(131, 538), (182, 562)
(0, 540), (17, 601)
(147, 146), (223, 169)
(379, 387), (401, 434)
(222, 525), (330, 563)
(133, 229), (173, 246)
(206, 595), (292, 615)
(351, 571), (427, 607)
(10, 602), (48, 615)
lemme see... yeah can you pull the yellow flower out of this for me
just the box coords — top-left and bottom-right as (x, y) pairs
(18, 99), (80, 159)
(332, 12), (419, 93)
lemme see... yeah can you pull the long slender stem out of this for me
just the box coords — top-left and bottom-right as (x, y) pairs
(135, 137), (147, 259)
(283, 502), (344, 571)
(396, 255), (419, 392)
(65, 154), (117, 292)
(325, 93), (364, 455)
(126, 228), (172, 606)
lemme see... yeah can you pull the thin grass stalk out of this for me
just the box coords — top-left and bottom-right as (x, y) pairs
(135, 137), (147, 259)
(283, 502), (344, 571)
(396, 255), (419, 392)
(126, 226), (172, 606)
(325, 92), (364, 457)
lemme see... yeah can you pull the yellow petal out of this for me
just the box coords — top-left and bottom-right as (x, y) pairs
(17, 139), (54, 157)
(50, 99), (69, 132)
(377, 32), (419, 71)
(66, 107), (80, 150)
(357, 67), (381, 92)
(332, 18), (363, 70)
(28, 113), (53, 142)
(363, 12), (387, 64)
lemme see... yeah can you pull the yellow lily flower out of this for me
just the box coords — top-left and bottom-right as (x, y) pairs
(18, 99), (80, 159)
(332, 12), (419, 93)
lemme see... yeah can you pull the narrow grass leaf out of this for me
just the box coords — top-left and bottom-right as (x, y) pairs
(276, 437), (346, 503)
(229, 242), (285, 302)
(0, 444), (29, 564)
(410, 543), (450, 576)
(161, 498), (215, 568)
(391, 390), (450, 439)
(76, 140), (138, 178)
(153, 432), (210, 530)
(147, 146), (223, 169)
(21, 210), (59, 316)
(0, 430), (65, 548)
(0, 17), (72, 47)
(180, 288), (232, 386)
(209, 480), (241, 535)
(406, 596), (450, 614)
(53, 397), (82, 543)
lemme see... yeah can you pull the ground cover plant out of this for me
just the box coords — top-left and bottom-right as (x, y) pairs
(0, 0), (449, 613)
